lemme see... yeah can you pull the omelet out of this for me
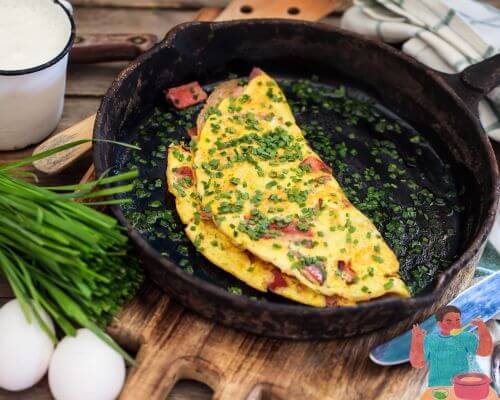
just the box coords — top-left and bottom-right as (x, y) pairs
(193, 70), (410, 302)
(166, 144), (349, 307)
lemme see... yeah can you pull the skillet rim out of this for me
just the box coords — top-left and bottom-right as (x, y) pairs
(94, 19), (500, 320)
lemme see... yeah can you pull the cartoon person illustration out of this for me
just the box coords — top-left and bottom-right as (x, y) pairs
(410, 305), (493, 388)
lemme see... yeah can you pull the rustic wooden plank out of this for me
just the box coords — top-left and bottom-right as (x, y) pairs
(72, 0), (227, 8)
(32, 115), (95, 175)
(70, 0), (500, 13)
(74, 8), (196, 35)
(194, 6), (223, 21)
(69, 0), (352, 11)
(111, 261), (474, 400)
(66, 10), (340, 97)
(66, 8), (197, 97)
(215, 0), (348, 21)
(67, 62), (126, 96)
(0, 374), (213, 400)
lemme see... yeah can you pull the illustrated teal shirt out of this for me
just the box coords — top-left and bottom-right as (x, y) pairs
(424, 332), (478, 387)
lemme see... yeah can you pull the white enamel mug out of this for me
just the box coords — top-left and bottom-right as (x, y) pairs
(0, 0), (75, 150)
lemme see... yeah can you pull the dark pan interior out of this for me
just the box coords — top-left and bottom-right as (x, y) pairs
(113, 69), (470, 303)
(94, 21), (497, 337)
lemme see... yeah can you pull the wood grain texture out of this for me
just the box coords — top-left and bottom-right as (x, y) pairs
(108, 260), (476, 400)
(65, 9), (340, 98)
(195, 6), (223, 20)
(74, 7), (196, 35)
(0, 377), (213, 400)
(72, 0), (228, 8)
(66, 0), (500, 8)
(33, 115), (95, 175)
(215, 0), (348, 21)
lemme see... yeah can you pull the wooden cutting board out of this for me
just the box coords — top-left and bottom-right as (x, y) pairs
(30, 2), (478, 399)
(109, 264), (476, 400)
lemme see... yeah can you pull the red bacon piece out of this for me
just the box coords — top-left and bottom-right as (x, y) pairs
(299, 239), (315, 249)
(265, 221), (313, 238)
(302, 264), (326, 285)
(268, 268), (288, 291)
(200, 211), (212, 220)
(300, 156), (332, 173)
(325, 296), (340, 307)
(315, 198), (324, 212)
(187, 127), (197, 138)
(164, 82), (207, 109)
(338, 260), (357, 284)
(341, 198), (352, 208)
(175, 166), (194, 180)
(280, 222), (313, 237)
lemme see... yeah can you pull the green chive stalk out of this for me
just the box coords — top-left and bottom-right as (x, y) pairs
(0, 142), (143, 365)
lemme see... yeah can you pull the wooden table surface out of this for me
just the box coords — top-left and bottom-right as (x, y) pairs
(0, 0), (499, 399)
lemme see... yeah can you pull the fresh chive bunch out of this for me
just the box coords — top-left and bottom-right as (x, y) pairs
(0, 141), (143, 364)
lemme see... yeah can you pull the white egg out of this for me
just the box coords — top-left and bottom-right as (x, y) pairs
(0, 299), (55, 391)
(49, 328), (126, 400)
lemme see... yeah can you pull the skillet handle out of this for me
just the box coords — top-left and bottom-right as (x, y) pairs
(440, 53), (500, 114)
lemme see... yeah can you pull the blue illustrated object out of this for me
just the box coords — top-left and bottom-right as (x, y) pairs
(370, 242), (500, 366)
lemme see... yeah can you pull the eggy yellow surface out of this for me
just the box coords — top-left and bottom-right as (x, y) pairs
(193, 72), (409, 302)
(167, 144), (340, 307)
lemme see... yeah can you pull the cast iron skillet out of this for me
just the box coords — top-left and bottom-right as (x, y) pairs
(94, 20), (499, 338)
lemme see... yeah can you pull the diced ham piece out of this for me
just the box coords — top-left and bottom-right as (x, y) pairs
(326, 296), (342, 307)
(299, 239), (315, 249)
(264, 221), (313, 238)
(338, 260), (357, 284)
(249, 67), (265, 79)
(200, 210), (212, 220)
(280, 222), (313, 237)
(300, 156), (332, 173)
(341, 198), (352, 208)
(187, 127), (197, 138)
(315, 198), (324, 213)
(164, 82), (207, 109)
(302, 264), (326, 285)
(175, 166), (194, 181)
(268, 268), (288, 291)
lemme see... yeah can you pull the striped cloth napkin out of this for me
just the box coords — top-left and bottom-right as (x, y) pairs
(341, 0), (500, 141)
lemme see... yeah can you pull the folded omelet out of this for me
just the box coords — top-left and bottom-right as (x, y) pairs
(193, 70), (410, 302)
(166, 144), (350, 307)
